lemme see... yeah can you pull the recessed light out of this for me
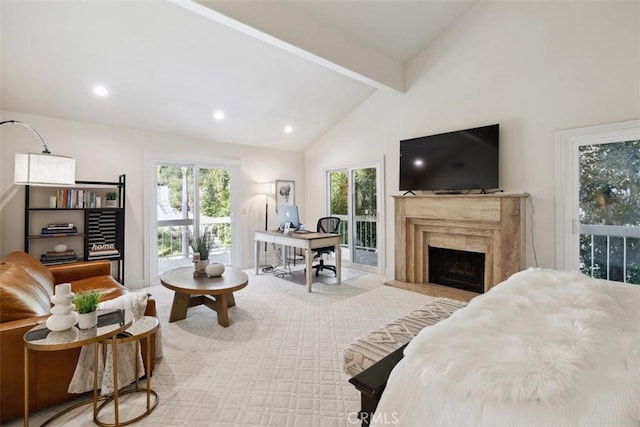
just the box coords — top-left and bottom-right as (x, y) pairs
(213, 110), (225, 121)
(284, 125), (293, 134)
(93, 85), (109, 97)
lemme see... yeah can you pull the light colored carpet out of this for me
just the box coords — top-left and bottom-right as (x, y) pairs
(276, 265), (366, 287)
(17, 269), (435, 427)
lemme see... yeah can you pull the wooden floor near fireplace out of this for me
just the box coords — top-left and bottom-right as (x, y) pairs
(385, 280), (479, 303)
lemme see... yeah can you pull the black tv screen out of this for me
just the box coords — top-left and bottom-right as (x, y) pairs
(399, 124), (499, 192)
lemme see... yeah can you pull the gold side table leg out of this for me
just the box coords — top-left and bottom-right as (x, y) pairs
(24, 347), (29, 427)
(146, 336), (151, 411)
(93, 340), (99, 420)
(112, 335), (119, 426)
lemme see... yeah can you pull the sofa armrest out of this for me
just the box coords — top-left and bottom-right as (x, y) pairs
(48, 260), (112, 284)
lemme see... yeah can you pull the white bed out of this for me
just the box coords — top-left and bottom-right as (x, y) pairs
(372, 268), (640, 427)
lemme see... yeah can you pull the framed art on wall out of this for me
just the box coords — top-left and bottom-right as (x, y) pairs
(275, 180), (295, 211)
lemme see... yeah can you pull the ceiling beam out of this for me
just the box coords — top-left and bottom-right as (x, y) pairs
(171, 0), (405, 93)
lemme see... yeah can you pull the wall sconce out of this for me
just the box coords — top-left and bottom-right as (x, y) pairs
(1, 120), (76, 186)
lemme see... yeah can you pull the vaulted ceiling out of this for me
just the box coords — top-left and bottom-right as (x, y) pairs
(1, 0), (476, 151)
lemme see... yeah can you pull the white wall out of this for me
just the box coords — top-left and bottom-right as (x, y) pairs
(304, 1), (640, 276)
(0, 111), (304, 287)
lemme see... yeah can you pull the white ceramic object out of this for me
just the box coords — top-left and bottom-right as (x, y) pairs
(54, 243), (68, 253)
(77, 311), (98, 329)
(46, 283), (79, 331)
(206, 263), (225, 277)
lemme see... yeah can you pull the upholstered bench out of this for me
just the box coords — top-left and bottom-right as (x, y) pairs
(343, 297), (467, 377)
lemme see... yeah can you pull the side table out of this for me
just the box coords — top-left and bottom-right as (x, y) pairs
(95, 316), (159, 426)
(23, 309), (133, 427)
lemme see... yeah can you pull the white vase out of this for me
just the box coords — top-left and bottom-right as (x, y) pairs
(206, 263), (225, 277)
(77, 311), (98, 329)
(46, 283), (78, 332)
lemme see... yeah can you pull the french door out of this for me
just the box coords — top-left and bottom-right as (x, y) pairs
(326, 160), (383, 273)
(151, 162), (233, 277)
(556, 120), (640, 284)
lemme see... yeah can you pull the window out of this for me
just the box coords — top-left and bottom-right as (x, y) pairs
(556, 120), (640, 284)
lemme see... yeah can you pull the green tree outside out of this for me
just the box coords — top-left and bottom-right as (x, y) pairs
(579, 140), (640, 284)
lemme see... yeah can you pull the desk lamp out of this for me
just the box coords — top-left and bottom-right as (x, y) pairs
(1, 120), (76, 186)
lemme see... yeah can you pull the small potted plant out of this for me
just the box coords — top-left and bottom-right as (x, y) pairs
(73, 289), (102, 329)
(190, 235), (210, 276)
(105, 192), (118, 208)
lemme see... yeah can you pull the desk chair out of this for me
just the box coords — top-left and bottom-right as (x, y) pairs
(312, 217), (341, 276)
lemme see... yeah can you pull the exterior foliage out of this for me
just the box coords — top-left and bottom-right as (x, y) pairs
(157, 165), (231, 259)
(579, 140), (640, 284)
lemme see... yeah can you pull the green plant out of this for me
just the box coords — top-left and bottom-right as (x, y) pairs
(190, 235), (210, 260)
(73, 289), (102, 314)
(105, 192), (117, 201)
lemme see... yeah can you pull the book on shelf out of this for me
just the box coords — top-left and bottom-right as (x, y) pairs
(52, 188), (111, 209)
(88, 243), (120, 259)
(44, 249), (76, 257)
(40, 258), (78, 265)
(45, 224), (74, 231)
(87, 254), (120, 261)
(40, 251), (78, 264)
(40, 227), (78, 235)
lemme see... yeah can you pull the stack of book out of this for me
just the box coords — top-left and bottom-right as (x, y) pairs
(40, 223), (78, 237)
(40, 250), (78, 265)
(88, 243), (120, 260)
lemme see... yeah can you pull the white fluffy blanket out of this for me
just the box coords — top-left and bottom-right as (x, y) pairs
(403, 268), (640, 405)
(68, 292), (159, 395)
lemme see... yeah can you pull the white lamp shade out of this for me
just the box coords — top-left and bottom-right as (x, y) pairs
(14, 153), (76, 186)
(256, 182), (275, 195)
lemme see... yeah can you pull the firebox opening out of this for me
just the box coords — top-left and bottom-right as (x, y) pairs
(428, 246), (485, 293)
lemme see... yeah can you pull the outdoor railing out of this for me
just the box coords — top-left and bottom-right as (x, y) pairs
(334, 214), (377, 253)
(579, 224), (640, 284)
(157, 217), (231, 259)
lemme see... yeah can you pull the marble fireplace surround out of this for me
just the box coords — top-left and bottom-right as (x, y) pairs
(393, 194), (528, 293)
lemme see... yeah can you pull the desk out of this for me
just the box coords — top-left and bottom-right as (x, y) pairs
(254, 230), (341, 292)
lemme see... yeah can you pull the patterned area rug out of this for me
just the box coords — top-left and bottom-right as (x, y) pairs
(275, 265), (366, 287)
(18, 269), (437, 427)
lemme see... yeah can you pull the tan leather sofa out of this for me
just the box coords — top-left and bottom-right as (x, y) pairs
(0, 251), (157, 423)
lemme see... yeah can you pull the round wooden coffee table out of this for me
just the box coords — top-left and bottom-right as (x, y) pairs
(160, 266), (248, 327)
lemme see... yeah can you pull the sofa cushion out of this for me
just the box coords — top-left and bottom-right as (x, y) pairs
(3, 251), (55, 298)
(0, 262), (51, 323)
(69, 275), (128, 302)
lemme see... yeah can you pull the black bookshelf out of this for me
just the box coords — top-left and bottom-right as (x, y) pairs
(24, 174), (126, 283)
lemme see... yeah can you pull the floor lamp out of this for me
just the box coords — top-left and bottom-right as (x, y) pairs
(257, 182), (275, 270)
(1, 120), (76, 186)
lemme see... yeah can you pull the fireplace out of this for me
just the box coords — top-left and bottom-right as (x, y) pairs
(429, 246), (485, 293)
(393, 194), (527, 293)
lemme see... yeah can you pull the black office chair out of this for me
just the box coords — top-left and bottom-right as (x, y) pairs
(312, 216), (341, 276)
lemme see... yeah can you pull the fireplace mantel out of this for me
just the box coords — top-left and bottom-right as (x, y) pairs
(393, 193), (528, 293)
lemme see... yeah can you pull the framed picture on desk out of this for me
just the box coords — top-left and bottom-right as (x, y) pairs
(275, 180), (295, 211)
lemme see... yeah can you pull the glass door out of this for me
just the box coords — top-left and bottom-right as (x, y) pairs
(327, 162), (382, 272)
(351, 167), (379, 267)
(556, 120), (640, 284)
(578, 140), (640, 283)
(155, 163), (231, 275)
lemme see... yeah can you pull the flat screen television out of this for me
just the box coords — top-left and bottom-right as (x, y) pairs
(399, 124), (499, 193)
